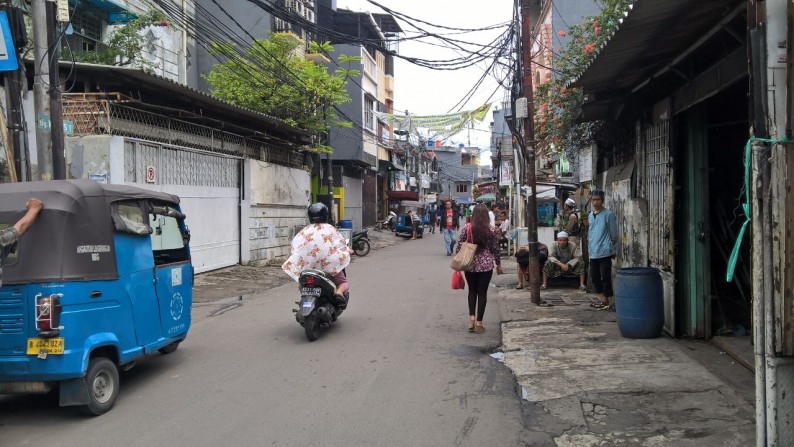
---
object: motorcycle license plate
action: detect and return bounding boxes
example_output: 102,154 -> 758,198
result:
26,337 -> 65,355
300,287 -> 321,297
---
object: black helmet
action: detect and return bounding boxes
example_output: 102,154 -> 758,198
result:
308,202 -> 329,224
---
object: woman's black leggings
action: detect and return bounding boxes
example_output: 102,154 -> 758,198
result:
464,270 -> 493,321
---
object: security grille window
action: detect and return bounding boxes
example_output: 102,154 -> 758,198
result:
364,99 -> 374,131
645,120 -> 672,269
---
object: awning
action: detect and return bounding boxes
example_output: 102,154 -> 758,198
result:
378,159 -> 403,172
571,0 -> 744,121
476,193 -> 496,202
387,191 -> 419,200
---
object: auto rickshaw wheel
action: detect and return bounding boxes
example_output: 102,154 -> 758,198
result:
158,341 -> 180,355
80,357 -> 119,416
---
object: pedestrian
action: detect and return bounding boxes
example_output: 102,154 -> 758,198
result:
426,205 -> 437,234
408,209 -> 422,240
456,204 -> 503,333
587,189 -> 618,309
1,198 -> 44,285
488,204 -> 496,228
541,231 -> 586,291
559,197 -> 582,247
514,242 -> 549,292
441,200 -> 460,255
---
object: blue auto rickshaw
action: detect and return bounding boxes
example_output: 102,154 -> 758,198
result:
0,180 -> 192,415
393,200 -> 425,238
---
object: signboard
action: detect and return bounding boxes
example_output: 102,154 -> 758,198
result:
499,160 -> 512,186
36,114 -> 74,134
0,12 -> 18,72
145,166 -> 157,183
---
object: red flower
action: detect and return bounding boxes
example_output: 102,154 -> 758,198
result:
592,20 -> 599,27
594,27 -> 601,35
159,21 -> 168,27
558,30 -> 566,37
585,44 -> 595,53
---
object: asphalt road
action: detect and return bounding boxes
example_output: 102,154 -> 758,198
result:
1,232 -> 532,446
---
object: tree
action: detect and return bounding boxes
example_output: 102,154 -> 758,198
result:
70,10 -> 168,67
204,35 -> 360,153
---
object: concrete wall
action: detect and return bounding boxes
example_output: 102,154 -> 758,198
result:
552,0 -> 602,53
342,175 -> 363,229
243,160 -> 311,264
329,46 -> 364,161
194,0 -> 273,93
66,135 -> 117,183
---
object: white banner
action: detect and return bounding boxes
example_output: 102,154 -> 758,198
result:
499,160 -> 512,186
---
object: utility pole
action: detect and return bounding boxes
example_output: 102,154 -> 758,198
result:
47,0 -> 65,180
4,4 -> 27,181
520,0 -> 541,304
31,0 -> 52,180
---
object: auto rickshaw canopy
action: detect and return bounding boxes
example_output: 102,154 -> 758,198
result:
0,180 -> 180,284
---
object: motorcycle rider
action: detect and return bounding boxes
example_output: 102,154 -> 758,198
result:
282,203 -> 352,308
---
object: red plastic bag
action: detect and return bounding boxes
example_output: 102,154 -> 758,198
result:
451,270 -> 466,290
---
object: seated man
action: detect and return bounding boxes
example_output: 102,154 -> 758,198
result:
541,231 -> 586,291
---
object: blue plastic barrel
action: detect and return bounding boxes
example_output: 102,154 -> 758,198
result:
339,220 -> 353,229
614,267 -> 664,339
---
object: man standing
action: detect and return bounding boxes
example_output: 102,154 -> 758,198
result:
441,200 -> 460,256
1,198 -> 44,285
587,189 -> 618,309
560,197 -> 582,246
426,205 -> 437,234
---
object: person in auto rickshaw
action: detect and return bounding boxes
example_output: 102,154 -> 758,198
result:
0,198 -> 43,285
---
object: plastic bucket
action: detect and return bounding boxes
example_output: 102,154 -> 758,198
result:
615,267 -> 664,339
339,220 -> 353,229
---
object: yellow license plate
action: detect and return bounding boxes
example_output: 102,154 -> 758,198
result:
26,338 -> 64,355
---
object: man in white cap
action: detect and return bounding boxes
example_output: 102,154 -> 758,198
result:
541,231 -> 586,291
559,197 -> 582,246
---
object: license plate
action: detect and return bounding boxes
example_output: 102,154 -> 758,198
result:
300,287 -> 321,297
26,338 -> 65,355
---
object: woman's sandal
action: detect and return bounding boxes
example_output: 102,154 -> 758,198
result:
474,324 -> 485,334
540,284 -> 547,290
467,319 -> 475,332
515,285 -> 524,289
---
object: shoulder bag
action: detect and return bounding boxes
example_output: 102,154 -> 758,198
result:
450,224 -> 477,271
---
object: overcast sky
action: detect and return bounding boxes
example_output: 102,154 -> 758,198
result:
337,0 -> 515,164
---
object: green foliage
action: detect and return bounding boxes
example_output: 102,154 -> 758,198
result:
69,9 -> 168,67
204,34 -> 360,151
534,0 -> 633,156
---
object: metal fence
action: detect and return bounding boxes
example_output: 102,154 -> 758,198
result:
62,94 -> 304,169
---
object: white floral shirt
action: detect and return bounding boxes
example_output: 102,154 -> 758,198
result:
282,224 -> 352,281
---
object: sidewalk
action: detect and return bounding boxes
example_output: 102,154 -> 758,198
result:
493,258 -> 755,446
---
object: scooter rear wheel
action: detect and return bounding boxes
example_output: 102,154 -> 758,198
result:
304,314 -> 321,341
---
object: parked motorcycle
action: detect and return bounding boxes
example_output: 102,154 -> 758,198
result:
374,211 -> 397,232
293,269 -> 348,341
352,229 -> 371,256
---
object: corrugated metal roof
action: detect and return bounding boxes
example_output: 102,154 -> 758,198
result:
571,0 -> 741,101
55,61 -> 311,141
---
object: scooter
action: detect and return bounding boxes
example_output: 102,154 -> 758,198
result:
374,211 -> 397,232
352,229 -> 371,256
293,269 -> 348,341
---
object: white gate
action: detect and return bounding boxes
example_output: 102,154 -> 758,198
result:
124,139 -> 242,273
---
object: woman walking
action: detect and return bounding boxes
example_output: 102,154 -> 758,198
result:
455,204 -> 503,333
